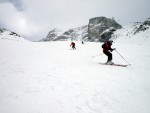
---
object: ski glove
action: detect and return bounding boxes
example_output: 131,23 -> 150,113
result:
110,48 -> 116,52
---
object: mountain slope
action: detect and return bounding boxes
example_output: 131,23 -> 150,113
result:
0,29 -> 29,42
40,25 -> 88,41
41,16 -> 122,42
0,23 -> 150,113
113,18 -> 150,45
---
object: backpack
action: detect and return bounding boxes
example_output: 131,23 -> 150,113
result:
102,43 -> 107,49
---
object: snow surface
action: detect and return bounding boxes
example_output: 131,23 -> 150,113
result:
0,27 -> 150,113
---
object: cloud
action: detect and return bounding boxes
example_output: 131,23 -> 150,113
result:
0,3 -> 41,40
0,0 -> 24,11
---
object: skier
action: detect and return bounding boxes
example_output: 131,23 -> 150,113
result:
102,40 -> 115,64
70,42 -> 76,49
81,41 -> 84,44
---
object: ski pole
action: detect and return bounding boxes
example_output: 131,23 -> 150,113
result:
115,49 -> 131,65
92,53 -> 103,58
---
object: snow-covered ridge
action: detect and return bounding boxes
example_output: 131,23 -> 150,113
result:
113,19 -> 150,45
40,25 -> 88,42
0,28 -> 28,42
134,18 -> 150,34
116,18 -> 150,37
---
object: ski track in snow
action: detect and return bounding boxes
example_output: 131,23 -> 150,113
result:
0,32 -> 150,113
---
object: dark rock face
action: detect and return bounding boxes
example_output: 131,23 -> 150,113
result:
88,17 -> 122,41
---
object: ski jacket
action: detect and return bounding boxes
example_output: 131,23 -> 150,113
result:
102,41 -> 113,52
70,42 -> 75,46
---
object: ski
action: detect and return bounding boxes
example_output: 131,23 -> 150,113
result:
112,64 -> 128,67
99,63 -> 128,67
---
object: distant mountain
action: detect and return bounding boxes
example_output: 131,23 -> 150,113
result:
133,18 -> 150,34
87,16 -> 122,41
41,25 -> 88,42
113,18 -> 150,39
40,16 -> 122,42
1,17 -> 149,43
112,17 -> 150,45
0,28 -> 28,42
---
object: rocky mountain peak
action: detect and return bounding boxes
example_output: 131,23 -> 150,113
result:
88,16 -> 122,41
40,16 -> 122,42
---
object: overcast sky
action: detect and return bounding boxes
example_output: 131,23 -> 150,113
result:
0,0 -> 150,41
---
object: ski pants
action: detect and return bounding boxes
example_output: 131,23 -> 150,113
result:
103,50 -> 112,62
72,45 -> 76,49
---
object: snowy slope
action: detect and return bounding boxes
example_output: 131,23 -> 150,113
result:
0,27 -> 150,113
0,29 -> 28,42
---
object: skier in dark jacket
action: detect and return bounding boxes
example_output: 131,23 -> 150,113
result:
102,40 -> 115,64
70,42 -> 76,49
81,41 -> 84,44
